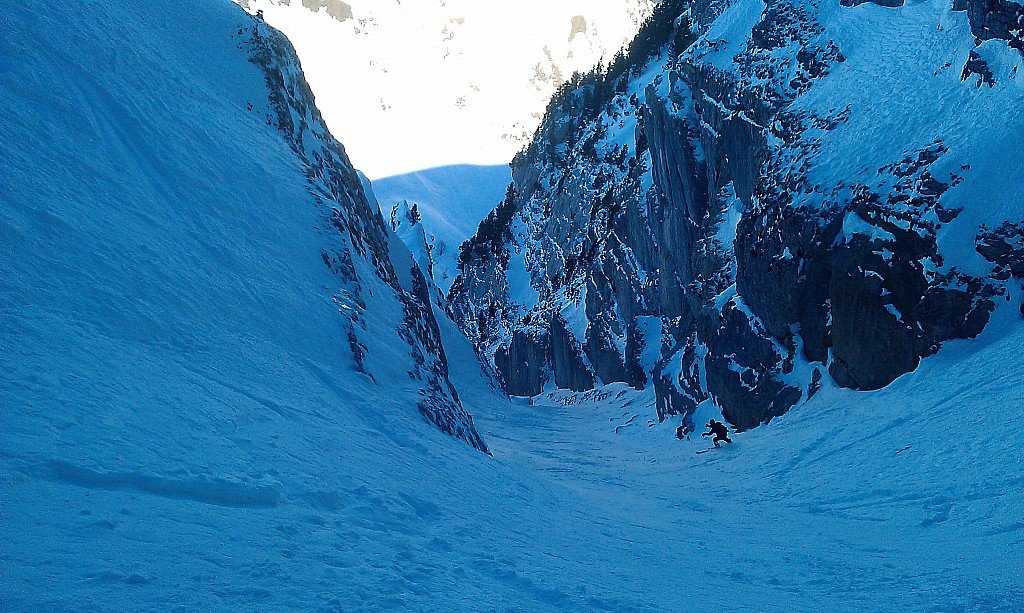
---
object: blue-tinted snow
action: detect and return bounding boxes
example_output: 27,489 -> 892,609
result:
2,0 -> 1023,611
371,164 -> 512,294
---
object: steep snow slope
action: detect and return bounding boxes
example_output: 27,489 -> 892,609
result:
1,0 -> 498,605
4,1 -> 1023,611
373,164 -> 512,294
238,0 -> 655,177
0,0 -> 486,452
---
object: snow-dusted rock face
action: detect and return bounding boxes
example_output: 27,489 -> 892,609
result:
450,0 -> 1023,430
967,0 -> 1024,45
239,15 -> 490,451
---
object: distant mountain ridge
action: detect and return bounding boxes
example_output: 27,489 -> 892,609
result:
372,164 -> 513,296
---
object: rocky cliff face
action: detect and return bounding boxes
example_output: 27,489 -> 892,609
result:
248,16 -> 488,452
450,0 -> 1023,432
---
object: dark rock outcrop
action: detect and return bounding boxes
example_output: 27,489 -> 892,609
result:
494,330 -> 549,397
978,222 -> 1024,278
827,244 -> 921,390
449,0 -> 1020,434
701,300 -> 802,430
551,316 -> 595,391
961,50 -> 996,86
967,0 -> 1024,50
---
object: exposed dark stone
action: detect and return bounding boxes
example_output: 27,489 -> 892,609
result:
918,286 -> 994,352
736,200 -> 844,365
807,368 -> 823,400
828,246 -> 919,390
790,43 -> 846,93
448,0 -> 1011,439
935,205 -> 964,224
967,0 -> 1024,47
585,315 -> 630,385
961,50 -> 996,86
494,330 -> 549,397
701,301 -> 800,430
977,222 -> 1024,277
653,335 -> 708,421
643,81 -> 709,320
623,320 -> 650,390
550,316 -> 595,391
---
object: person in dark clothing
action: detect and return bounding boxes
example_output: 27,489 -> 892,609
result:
676,423 -> 686,440
702,419 -> 732,447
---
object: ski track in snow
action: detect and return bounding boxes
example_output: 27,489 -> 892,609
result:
2,0 -> 1023,611
5,311 -> 1023,611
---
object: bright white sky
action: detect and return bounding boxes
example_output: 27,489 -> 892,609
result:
245,0 -> 652,178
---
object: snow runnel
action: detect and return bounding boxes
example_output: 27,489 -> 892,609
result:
30,461 -> 283,509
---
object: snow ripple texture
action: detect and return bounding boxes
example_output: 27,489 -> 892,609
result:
1,0 -> 1023,611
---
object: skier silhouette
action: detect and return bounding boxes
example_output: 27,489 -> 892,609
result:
702,419 -> 732,447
